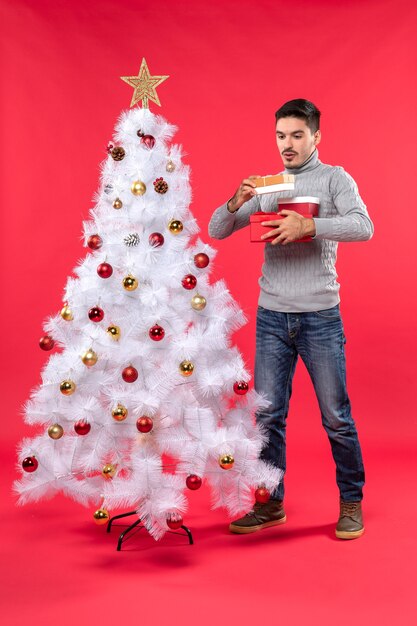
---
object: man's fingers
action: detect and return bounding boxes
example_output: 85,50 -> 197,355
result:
241,188 -> 257,199
261,219 -> 281,226
261,228 -> 281,240
271,233 -> 289,245
241,187 -> 257,199
242,178 -> 258,188
279,209 -> 298,217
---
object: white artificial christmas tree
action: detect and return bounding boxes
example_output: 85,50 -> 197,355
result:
15,60 -> 282,541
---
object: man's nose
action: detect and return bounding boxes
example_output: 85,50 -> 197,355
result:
283,139 -> 293,150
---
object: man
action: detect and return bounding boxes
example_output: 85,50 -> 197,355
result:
208,99 -> 373,539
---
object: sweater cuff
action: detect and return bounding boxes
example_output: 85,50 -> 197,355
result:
313,217 -> 334,239
222,202 -> 238,220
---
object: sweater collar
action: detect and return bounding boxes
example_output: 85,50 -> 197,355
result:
283,148 -> 320,174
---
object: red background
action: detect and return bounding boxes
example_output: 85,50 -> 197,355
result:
1,1 -> 416,624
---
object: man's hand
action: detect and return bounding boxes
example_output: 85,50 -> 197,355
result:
261,210 -> 316,245
227,176 -> 260,213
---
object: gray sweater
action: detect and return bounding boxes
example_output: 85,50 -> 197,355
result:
208,150 -> 374,312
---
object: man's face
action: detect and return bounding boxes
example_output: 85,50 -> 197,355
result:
276,116 -> 321,169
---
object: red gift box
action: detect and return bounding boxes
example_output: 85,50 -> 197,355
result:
250,196 -> 320,243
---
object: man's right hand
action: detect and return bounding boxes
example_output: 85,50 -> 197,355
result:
227,176 -> 259,213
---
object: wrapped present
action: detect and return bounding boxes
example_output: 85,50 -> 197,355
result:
253,174 -> 295,195
250,196 -> 320,243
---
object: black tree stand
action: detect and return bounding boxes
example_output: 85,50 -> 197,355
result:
107,510 -> 194,551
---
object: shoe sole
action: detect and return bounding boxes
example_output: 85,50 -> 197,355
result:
335,527 -> 365,540
229,515 -> 287,534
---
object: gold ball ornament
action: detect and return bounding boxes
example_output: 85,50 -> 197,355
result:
48,423 -> 64,440
166,160 -> 176,173
60,380 -> 76,395
112,404 -> 128,422
113,198 -> 123,209
179,360 -> 194,377
102,463 -> 117,479
168,219 -> 183,234
93,508 -> 110,525
60,304 -> 73,321
81,348 -> 98,367
131,180 -> 146,196
191,294 -> 207,311
107,325 -> 120,340
122,275 -> 138,291
219,454 -> 235,470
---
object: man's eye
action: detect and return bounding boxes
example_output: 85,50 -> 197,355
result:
294,135 -> 302,139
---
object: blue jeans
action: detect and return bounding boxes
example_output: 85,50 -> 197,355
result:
255,304 -> 365,502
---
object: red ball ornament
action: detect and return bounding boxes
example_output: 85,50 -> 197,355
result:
233,381 -> 249,395
149,324 -> 165,341
166,515 -> 183,530
136,416 -> 153,433
194,253 -> 210,269
74,420 -> 91,436
182,274 -> 197,290
22,456 -> 38,473
88,306 -> 104,322
149,232 -> 164,247
97,262 -> 113,279
141,134 -> 156,149
186,475 -> 202,490
87,234 -> 103,250
39,335 -> 55,351
255,487 -> 271,504
122,365 -> 138,383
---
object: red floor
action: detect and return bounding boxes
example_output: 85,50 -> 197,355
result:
2,438 -> 416,626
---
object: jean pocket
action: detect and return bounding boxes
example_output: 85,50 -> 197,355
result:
313,304 -> 340,319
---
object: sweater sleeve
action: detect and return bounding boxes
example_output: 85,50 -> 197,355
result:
208,195 -> 262,239
313,167 -> 374,242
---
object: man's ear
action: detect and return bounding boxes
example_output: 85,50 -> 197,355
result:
314,130 -> 321,146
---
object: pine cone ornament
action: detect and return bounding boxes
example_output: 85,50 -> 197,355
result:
124,233 -> 140,247
153,177 -> 169,194
111,146 -> 126,161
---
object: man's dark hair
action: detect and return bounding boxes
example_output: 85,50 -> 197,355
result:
275,99 -> 321,133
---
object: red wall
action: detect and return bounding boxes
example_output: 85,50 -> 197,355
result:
2,0 -> 416,448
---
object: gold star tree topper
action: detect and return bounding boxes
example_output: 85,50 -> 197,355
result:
120,58 -> 169,109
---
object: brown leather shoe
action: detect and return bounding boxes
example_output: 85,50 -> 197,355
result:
229,500 -> 287,534
335,500 -> 364,539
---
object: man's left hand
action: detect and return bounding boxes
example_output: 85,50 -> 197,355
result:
261,210 -> 316,245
